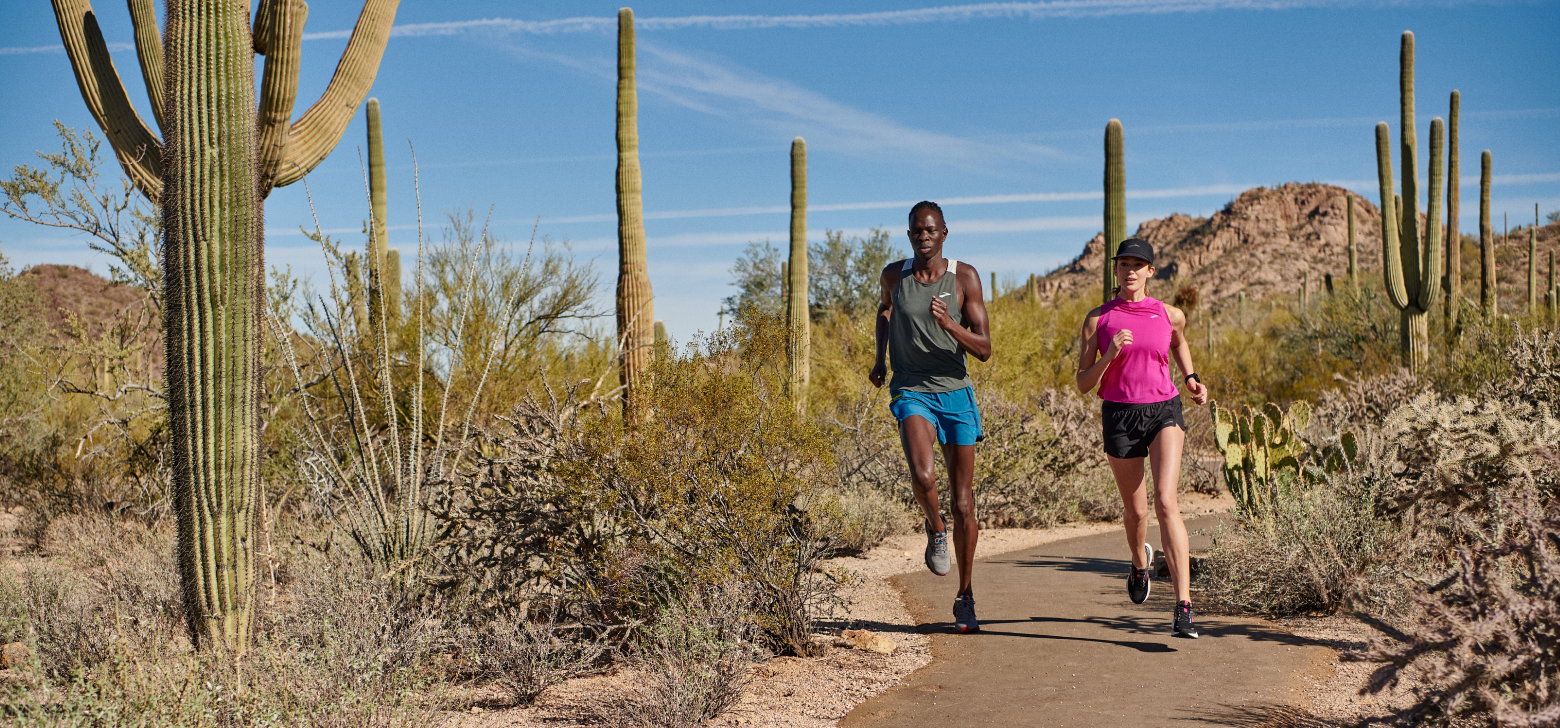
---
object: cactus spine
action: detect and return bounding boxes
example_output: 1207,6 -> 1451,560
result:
1373,31 -> 1443,372
161,0 -> 266,653
787,137 -> 810,410
1103,119 -> 1126,303
1346,192 -> 1358,292
1531,204 -> 1541,313
1445,90 -> 1461,324
1480,150 -> 1496,318
615,8 -> 654,416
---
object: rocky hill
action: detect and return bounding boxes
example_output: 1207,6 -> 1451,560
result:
1039,182 -> 1560,312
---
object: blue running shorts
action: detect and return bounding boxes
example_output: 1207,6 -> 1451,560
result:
889,386 -> 984,446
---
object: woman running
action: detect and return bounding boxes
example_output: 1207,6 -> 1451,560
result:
1075,238 -> 1208,639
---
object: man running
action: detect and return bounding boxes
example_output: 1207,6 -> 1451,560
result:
869,201 -> 992,633
1075,238 -> 1208,638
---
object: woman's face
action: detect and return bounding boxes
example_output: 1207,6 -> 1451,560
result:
1114,256 -> 1154,294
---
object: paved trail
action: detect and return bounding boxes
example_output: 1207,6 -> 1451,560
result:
840,517 -> 1329,727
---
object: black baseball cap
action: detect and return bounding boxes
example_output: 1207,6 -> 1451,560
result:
1112,237 -> 1155,263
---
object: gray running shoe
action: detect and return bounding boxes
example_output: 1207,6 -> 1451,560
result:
953,595 -> 979,633
924,518 -> 951,576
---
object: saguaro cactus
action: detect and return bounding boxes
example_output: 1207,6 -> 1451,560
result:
787,137 -> 810,410
1531,204 -> 1541,313
1481,150 -> 1496,318
1346,192 -> 1358,292
615,8 -> 654,416
1374,31 -> 1443,372
345,251 -> 368,331
50,0 -> 399,652
1444,90 -> 1461,324
1103,119 -> 1126,303
365,98 -> 400,333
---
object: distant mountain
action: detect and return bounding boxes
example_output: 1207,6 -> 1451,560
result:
1037,182 -> 1560,314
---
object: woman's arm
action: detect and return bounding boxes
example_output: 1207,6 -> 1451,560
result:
1075,308 -> 1126,394
1166,305 -> 1208,405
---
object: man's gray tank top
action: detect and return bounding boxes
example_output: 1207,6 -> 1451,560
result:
889,258 -> 972,393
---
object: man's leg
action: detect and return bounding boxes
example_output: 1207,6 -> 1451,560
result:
1107,454 -> 1151,568
1148,427 -> 1192,603
942,443 -> 978,597
899,415 -> 945,533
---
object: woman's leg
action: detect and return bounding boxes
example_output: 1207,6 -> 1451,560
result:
1106,454 -> 1151,569
1148,425 -> 1192,603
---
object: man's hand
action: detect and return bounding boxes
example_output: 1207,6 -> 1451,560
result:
1186,377 -> 1209,406
1105,328 -> 1133,359
930,294 -> 955,330
869,361 -> 887,388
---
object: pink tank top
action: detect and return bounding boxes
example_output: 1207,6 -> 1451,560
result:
1095,297 -> 1180,404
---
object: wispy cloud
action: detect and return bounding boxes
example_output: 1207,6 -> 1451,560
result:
0,42 -> 131,55
298,0 -> 1496,42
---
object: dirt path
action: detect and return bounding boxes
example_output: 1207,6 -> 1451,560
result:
840,516 -> 1330,727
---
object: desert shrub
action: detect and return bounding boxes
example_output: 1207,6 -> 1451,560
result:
1350,487 -> 1559,727
1309,368 -> 1422,439
616,583 -> 761,728
812,484 -> 911,555
452,599 -> 611,706
1199,468 -> 1416,618
976,388 -> 1121,527
434,315 -> 840,656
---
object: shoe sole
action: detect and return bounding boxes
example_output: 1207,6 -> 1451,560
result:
956,626 -> 979,633
1172,631 -> 1199,639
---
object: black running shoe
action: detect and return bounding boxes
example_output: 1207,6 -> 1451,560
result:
1127,542 -> 1152,604
1172,600 -> 1199,639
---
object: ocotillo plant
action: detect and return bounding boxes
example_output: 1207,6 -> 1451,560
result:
1550,250 -> 1557,326
1481,150 -> 1496,318
1531,204 -> 1541,313
616,8 -> 654,417
1103,119 -> 1126,303
788,137 -> 810,410
1373,31 -> 1443,372
1445,90 -> 1461,324
50,0 -> 400,652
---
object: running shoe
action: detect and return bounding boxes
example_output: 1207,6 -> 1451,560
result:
1172,600 -> 1199,639
1127,542 -> 1152,604
953,595 -> 979,633
924,518 -> 951,576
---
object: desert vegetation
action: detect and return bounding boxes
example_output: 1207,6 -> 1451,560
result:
0,7 -> 1555,728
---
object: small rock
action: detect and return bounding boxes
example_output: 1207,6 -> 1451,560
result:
0,642 -> 29,670
838,629 -> 895,655
0,512 -> 20,534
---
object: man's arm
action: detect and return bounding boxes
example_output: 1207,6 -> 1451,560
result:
868,263 -> 897,387
930,264 -> 992,361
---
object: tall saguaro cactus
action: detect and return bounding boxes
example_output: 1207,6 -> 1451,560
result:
1346,192 -> 1358,292
365,98 -> 400,333
1103,119 -> 1126,303
1481,150 -> 1496,318
50,0 -> 399,652
615,8 -> 654,416
1531,204 -> 1542,313
1374,31 -> 1443,372
787,137 -> 810,410
1444,90 -> 1461,324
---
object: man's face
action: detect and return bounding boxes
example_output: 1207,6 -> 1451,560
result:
908,210 -> 948,259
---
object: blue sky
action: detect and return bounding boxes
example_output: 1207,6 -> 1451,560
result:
2,0 -> 1557,340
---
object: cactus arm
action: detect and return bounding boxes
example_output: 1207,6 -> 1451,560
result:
1532,205 -> 1541,312
1480,150 -> 1495,317
271,0 -> 400,189
125,0 -> 166,135
1397,32 -> 1421,299
1103,119 -> 1126,304
256,0 -> 307,197
1376,123 -> 1411,310
50,0 -> 164,201
1347,192 -> 1358,290
1420,117 -> 1444,311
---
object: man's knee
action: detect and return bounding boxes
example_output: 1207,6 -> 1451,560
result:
910,465 -> 938,488
949,490 -> 976,518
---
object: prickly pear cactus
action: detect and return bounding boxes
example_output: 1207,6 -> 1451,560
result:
1213,400 -> 1352,514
